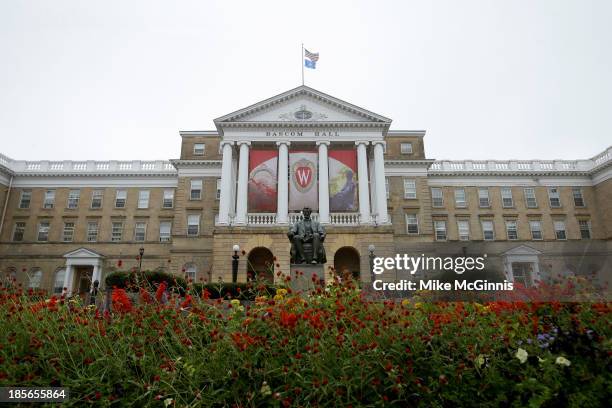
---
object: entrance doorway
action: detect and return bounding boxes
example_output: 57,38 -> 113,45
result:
333,247 -> 360,281
74,266 -> 93,299
247,247 -> 274,283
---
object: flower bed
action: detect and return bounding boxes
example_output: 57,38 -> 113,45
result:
0,281 -> 610,407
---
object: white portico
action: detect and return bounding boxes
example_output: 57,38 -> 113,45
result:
62,248 -> 104,296
213,85 -> 392,226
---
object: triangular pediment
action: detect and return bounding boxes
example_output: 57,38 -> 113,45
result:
63,247 -> 104,259
502,245 -> 542,256
214,85 -> 391,126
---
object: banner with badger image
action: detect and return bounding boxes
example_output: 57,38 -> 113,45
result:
248,150 -> 278,212
289,151 -> 318,211
329,149 -> 358,212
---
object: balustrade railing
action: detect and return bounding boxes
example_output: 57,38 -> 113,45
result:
243,212 -> 361,226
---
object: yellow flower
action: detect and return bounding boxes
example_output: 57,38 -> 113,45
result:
515,348 -> 528,364
414,302 -> 423,309
260,381 -> 272,396
401,299 -> 410,307
475,354 -> 485,368
230,299 -> 240,307
555,356 -> 571,367
273,294 -> 284,301
276,288 -> 288,296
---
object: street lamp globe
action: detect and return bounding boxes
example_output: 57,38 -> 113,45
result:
368,244 -> 375,254
232,244 -> 240,253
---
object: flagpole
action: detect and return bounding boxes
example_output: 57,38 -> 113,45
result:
301,43 -> 304,85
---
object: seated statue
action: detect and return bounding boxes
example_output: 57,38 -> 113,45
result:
288,207 -> 327,264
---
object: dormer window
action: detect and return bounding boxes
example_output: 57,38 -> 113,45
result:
400,143 -> 413,154
193,143 -> 205,156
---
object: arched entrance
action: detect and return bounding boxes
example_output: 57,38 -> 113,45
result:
334,246 -> 360,281
247,247 -> 274,283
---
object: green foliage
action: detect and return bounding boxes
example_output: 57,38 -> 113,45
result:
190,282 -> 277,300
105,270 -> 187,293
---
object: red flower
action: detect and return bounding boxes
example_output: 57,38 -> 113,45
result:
140,288 -> 152,303
280,311 -> 299,329
117,260 -> 123,268
180,295 -> 193,309
155,281 -> 167,302
111,288 -> 132,313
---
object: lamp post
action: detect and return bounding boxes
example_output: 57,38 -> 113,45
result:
138,247 -> 144,274
232,244 -> 240,283
368,244 -> 375,286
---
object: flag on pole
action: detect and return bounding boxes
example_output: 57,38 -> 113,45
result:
304,48 -> 319,69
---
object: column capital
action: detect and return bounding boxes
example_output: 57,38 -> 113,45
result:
276,140 -> 291,147
372,140 -> 387,148
315,140 -> 331,146
236,140 -> 252,146
220,140 -> 235,147
355,141 -> 370,146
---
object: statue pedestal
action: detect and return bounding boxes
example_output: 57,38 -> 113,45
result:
290,264 -> 325,293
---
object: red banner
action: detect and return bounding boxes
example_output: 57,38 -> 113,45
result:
289,150 -> 318,211
248,150 -> 278,212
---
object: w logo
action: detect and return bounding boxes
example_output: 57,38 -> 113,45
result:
292,159 -> 316,192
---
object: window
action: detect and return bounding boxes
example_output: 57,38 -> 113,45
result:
512,263 -> 533,287
67,190 -> 80,209
115,190 -> 127,208
91,190 -> 103,209
400,142 -> 413,154
579,220 -> 591,239
19,191 -> 31,209
28,269 -> 42,289
190,180 -> 202,200
37,221 -> 50,242
454,188 -> 467,208
431,188 -> 444,207
53,269 -> 65,294
554,220 -> 566,240
572,188 -> 585,207
43,190 -> 55,209
434,220 -> 447,241
111,222 -> 123,242
138,190 -> 150,209
184,264 -> 197,281
87,222 -> 99,242
134,222 -> 147,242
405,214 -> 419,234
529,221 -> 543,240
505,220 -> 518,240
163,189 -> 174,208
385,177 -> 390,199
403,179 -> 417,199
62,222 -> 75,242
187,215 -> 200,236
548,187 -> 561,208
501,187 -> 513,208
478,188 -> 490,208
12,222 -> 25,242
193,143 -> 205,156
524,188 -> 538,208
216,179 -> 222,200
159,221 -> 172,242
457,220 -> 470,241
481,220 -> 495,241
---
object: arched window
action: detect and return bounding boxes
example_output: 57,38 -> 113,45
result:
53,269 -> 66,294
3,267 -> 17,287
184,264 -> 197,282
28,268 -> 43,289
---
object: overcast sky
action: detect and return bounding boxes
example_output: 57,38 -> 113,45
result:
1,0 -> 610,162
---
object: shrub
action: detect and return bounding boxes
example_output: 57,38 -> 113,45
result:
190,282 -> 277,300
105,270 -> 187,293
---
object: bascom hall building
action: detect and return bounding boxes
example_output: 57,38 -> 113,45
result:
0,85 -> 610,296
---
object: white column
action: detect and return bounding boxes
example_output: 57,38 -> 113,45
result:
373,141 -> 389,224
276,141 -> 290,224
355,141 -> 371,224
218,141 -> 234,225
317,141 -> 330,224
235,141 -> 251,225
63,264 -> 74,296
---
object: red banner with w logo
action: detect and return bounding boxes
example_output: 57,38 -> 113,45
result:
289,151 -> 318,211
